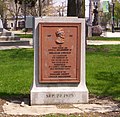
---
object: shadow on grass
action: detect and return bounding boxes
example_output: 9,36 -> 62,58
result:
86,45 -> 120,57
95,71 -> 120,99
86,45 -> 110,53
0,92 -> 29,99
0,92 -> 30,105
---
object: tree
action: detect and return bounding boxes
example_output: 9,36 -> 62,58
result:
67,0 -> 85,18
67,0 -> 76,16
114,1 -> 120,27
100,12 -> 111,29
16,0 -> 37,7
15,0 -> 37,16
0,0 -> 4,18
14,0 -> 21,30
0,0 -> 8,27
77,0 -> 85,18
11,0 -> 38,30
38,0 -> 58,16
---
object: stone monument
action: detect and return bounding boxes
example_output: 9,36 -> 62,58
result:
30,17 -> 88,105
0,19 -> 30,46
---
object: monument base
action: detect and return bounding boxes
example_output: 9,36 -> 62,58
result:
30,85 -> 88,105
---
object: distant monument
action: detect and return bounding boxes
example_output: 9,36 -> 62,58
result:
0,19 -> 17,37
0,19 -> 14,37
0,19 -> 21,45
0,19 -> 30,46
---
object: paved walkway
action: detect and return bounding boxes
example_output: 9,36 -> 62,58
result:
0,31 -> 120,50
101,31 -> 120,37
0,38 -> 33,50
2,97 -> 120,115
87,40 -> 120,45
0,39 -> 120,50
0,46 -> 33,50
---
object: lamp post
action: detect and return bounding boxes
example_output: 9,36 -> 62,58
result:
112,0 -> 115,33
23,0 -> 26,33
1,0 -> 4,27
88,0 -> 92,37
15,0 -> 18,30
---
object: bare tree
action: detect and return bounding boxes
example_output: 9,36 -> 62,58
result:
0,0 -> 9,28
67,0 -> 85,18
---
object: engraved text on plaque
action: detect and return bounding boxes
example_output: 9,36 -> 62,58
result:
39,23 -> 81,83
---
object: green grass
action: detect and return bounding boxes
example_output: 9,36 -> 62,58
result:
86,45 -> 120,100
15,34 -> 33,38
87,36 -> 120,41
0,49 -> 34,98
0,45 -> 120,101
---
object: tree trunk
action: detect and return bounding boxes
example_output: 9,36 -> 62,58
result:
77,0 -> 82,18
67,0 -> 84,18
14,2 -> 18,30
67,0 -> 77,16
38,0 -> 42,16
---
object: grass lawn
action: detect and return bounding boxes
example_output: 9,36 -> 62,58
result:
86,45 -> 120,100
0,45 -> 120,101
15,34 -> 33,38
87,36 -> 120,41
0,49 -> 34,98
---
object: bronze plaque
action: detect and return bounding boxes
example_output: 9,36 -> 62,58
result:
39,23 -> 81,83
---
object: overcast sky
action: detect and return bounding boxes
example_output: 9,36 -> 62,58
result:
53,0 -> 89,17
53,0 -> 109,18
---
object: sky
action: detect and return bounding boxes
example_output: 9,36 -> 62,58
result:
85,0 -> 89,18
53,0 -> 89,17
53,0 -> 67,6
85,0 -> 112,18
53,0 -> 112,18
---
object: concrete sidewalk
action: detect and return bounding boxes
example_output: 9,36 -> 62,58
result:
87,40 -> 120,45
2,97 -> 120,115
0,46 -> 33,50
101,31 -> 120,37
0,38 -> 33,50
0,39 -> 120,50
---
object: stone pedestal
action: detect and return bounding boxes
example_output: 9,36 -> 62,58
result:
0,19 -> 23,45
31,86 -> 88,105
30,17 -> 88,105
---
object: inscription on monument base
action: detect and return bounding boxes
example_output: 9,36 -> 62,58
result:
46,93 -> 74,98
